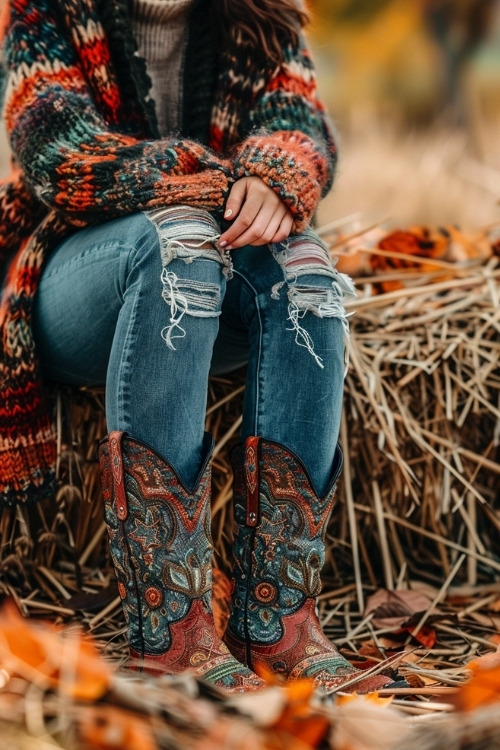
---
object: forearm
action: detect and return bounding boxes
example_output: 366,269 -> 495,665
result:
231,44 -> 337,232
6,89 -> 232,223
1,1 -> 231,224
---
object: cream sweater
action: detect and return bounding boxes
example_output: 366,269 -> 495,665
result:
131,0 -> 195,135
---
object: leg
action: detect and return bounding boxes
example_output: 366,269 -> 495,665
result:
221,232 -> 396,692
34,208 -> 226,488
34,208 -> 264,691
216,229 -> 352,496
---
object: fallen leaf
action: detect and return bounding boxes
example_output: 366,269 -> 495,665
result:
239,667 -> 330,748
456,662 -> 500,712
0,600 -> 112,701
404,623 -> 437,649
364,589 -> 433,630
466,647 -> 500,674
271,677 -> 330,749
337,692 -> 394,708
78,704 -> 157,750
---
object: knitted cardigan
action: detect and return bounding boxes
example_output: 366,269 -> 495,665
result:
0,0 -> 337,508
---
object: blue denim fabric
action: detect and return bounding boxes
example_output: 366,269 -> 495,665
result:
33,210 -> 351,496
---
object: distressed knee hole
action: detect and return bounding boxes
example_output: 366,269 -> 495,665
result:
142,206 -> 228,350
160,270 -> 221,349
145,205 -> 233,278
270,233 -> 356,369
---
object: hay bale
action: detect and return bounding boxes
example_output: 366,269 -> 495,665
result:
0,259 -> 498,619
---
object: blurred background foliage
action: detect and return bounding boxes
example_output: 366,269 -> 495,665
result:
307,0 -> 500,228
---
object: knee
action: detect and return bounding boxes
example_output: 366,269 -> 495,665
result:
270,231 -> 356,369
267,232 -> 354,323
144,207 -> 230,349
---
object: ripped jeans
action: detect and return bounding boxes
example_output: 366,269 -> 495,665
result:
33,208 -> 354,496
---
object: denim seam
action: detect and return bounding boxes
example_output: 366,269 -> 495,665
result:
232,269 -> 264,438
114,280 -> 143,437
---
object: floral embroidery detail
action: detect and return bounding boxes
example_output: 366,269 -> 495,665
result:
225,438 -> 395,694
145,586 -> 163,609
99,432 -> 265,693
254,582 -> 277,604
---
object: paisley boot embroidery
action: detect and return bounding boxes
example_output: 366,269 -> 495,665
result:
225,437 -> 395,694
99,431 -> 264,693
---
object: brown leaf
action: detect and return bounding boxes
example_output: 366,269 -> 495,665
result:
364,589 -> 433,630
66,582 -> 119,613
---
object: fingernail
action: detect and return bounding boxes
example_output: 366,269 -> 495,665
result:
219,240 -> 227,247
224,208 -> 233,218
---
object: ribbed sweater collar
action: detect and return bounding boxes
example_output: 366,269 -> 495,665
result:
131,0 -> 195,23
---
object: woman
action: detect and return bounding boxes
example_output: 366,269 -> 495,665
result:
0,0 -> 395,694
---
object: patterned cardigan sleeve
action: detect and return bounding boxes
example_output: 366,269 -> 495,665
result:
0,0 -> 232,225
230,36 -> 338,232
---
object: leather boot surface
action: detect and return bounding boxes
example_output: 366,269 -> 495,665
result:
225,436 -> 394,694
99,431 -> 264,693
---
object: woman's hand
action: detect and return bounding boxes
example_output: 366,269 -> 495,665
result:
219,176 -> 293,249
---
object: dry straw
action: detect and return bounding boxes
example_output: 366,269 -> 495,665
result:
0,228 -> 498,746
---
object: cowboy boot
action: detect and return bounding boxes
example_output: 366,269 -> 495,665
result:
224,436 -> 396,694
98,430 -> 264,693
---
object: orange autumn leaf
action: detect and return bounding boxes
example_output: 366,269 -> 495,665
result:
337,692 -> 394,708
378,227 -> 448,260
369,227 -> 450,292
457,662 -> 500,712
444,225 -> 493,262
78,704 -> 157,750
366,223 -> 494,293
466,647 -> 500,674
0,600 -> 111,701
0,601 -> 57,686
257,670 -> 330,748
272,679 -> 330,750
58,634 -> 113,701
334,247 -> 373,277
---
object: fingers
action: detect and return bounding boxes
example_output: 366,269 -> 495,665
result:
222,178 -> 248,224
219,177 -> 293,249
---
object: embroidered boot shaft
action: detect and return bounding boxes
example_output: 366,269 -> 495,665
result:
98,430 -> 264,693
224,436 -> 394,694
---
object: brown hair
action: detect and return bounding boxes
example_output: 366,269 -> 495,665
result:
215,0 -> 309,66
